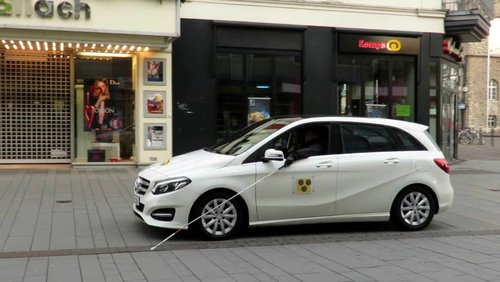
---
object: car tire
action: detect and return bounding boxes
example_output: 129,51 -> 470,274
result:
190,191 -> 245,240
391,186 -> 435,231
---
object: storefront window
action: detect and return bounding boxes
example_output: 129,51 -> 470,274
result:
74,57 -> 135,163
216,51 -> 302,141
338,55 -> 415,120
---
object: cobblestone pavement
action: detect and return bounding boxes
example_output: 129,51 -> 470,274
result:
1,145 -> 500,281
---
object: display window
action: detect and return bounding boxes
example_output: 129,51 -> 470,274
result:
215,51 -> 302,141
74,56 -> 136,163
337,55 -> 416,122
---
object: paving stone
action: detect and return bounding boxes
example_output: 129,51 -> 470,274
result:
79,255 -> 106,281
2,235 -> 32,252
0,258 -> 27,281
173,250 -> 231,280
47,256 -> 80,282
133,251 -> 181,281
24,257 -> 48,280
229,248 -> 288,277
353,265 -> 416,282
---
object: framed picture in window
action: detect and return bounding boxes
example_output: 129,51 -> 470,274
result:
144,123 -> 166,150
144,58 -> 166,86
143,90 -> 166,118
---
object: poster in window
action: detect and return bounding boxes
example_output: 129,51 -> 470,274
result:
144,123 -> 166,150
83,78 -> 126,133
366,104 -> 387,118
248,97 -> 270,124
144,58 -> 166,86
144,91 -> 166,118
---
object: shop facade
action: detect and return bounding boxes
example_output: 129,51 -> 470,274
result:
172,0 -> 460,158
0,0 -> 179,165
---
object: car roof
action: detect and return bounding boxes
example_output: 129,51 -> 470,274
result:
269,116 -> 429,132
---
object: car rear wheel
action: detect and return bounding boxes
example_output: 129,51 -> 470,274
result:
391,187 -> 435,231
190,192 -> 244,240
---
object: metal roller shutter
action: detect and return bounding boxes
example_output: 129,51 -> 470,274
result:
0,50 -> 71,163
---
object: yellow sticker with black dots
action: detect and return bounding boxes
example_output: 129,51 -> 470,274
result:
294,178 -> 313,194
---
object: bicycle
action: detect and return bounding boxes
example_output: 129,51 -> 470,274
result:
458,128 -> 481,145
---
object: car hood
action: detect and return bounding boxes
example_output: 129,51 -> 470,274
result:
139,149 -> 236,182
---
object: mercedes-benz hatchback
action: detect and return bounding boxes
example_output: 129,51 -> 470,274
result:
133,117 -> 454,240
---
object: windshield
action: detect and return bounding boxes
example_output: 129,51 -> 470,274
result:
206,118 -> 301,155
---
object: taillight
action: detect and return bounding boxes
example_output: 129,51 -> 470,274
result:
434,158 -> 449,174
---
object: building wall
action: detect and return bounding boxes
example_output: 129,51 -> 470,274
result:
180,0 -> 445,33
462,0 -> 500,130
464,55 -> 486,128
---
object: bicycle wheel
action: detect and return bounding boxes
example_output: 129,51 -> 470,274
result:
458,133 -> 472,144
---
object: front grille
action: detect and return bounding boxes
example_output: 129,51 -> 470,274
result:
134,177 -> 150,195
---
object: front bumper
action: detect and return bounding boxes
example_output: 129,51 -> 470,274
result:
132,189 -> 195,230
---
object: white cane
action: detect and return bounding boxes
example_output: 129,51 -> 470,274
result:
150,164 -> 285,251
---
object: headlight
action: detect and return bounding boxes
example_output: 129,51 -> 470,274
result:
152,177 -> 191,195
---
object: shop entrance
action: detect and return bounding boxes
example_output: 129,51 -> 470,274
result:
74,56 -> 135,164
338,55 -> 416,121
0,50 -> 71,163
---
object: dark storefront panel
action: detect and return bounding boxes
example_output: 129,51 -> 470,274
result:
172,19 -> 447,157
303,27 -> 336,115
172,20 -> 216,156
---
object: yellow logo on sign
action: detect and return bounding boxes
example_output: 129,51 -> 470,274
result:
386,39 -> 401,52
295,178 -> 313,193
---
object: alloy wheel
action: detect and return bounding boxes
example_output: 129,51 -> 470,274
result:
200,198 -> 238,236
400,191 -> 431,226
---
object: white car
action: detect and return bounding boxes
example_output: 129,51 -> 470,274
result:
133,117 -> 454,240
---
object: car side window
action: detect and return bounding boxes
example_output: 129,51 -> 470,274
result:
391,128 -> 426,151
243,123 -> 331,164
341,123 -> 395,153
286,124 -> 329,159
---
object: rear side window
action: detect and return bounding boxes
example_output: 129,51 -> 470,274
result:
341,123 -> 427,153
391,128 -> 426,151
341,123 -> 395,153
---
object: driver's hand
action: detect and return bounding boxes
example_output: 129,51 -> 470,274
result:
284,154 -> 295,167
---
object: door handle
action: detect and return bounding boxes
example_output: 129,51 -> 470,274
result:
315,161 -> 334,168
384,158 -> 400,164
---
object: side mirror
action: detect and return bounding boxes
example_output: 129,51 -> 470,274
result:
262,148 -> 285,162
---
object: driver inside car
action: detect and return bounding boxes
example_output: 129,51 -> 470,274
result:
284,127 -> 327,167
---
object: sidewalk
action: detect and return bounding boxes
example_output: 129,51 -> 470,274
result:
1,152 -> 500,281
457,136 -> 500,161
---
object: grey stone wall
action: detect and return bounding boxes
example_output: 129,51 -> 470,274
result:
464,54 -> 500,129
461,0 -> 500,129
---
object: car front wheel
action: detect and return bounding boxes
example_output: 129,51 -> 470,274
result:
190,192 -> 245,240
391,187 -> 435,231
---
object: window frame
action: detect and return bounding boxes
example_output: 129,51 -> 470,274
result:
488,79 -> 498,101
243,122 -> 335,164
488,115 -> 497,128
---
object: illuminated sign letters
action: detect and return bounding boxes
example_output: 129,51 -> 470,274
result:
358,39 -> 402,52
0,0 -> 90,19
339,34 -> 419,55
